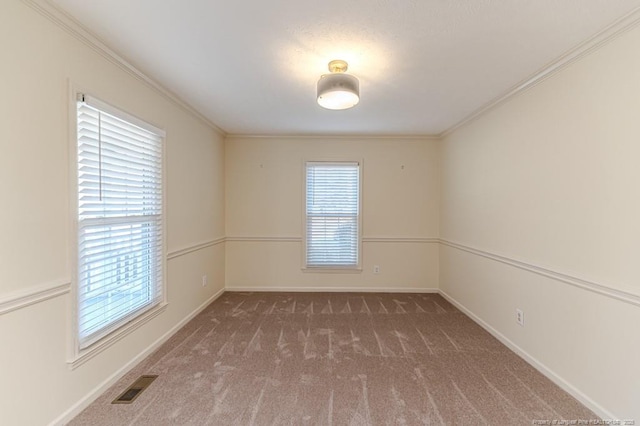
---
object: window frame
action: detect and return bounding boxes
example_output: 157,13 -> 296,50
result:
68,87 -> 167,368
302,159 -> 363,273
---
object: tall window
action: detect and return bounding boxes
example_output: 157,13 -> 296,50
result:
76,94 -> 164,349
305,162 -> 360,268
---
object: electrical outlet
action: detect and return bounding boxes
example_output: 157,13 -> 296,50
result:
373,265 -> 380,274
202,275 -> 208,287
516,308 -> 524,326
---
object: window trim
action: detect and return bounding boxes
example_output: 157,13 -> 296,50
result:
67,86 -> 167,368
301,159 -> 363,273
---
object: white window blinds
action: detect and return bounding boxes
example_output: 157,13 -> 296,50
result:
76,95 -> 164,349
306,162 -> 360,267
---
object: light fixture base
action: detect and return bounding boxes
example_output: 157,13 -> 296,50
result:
328,59 -> 348,73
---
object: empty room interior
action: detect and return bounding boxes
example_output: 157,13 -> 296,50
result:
2,0 -> 640,424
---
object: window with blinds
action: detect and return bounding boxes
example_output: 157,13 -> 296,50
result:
76,94 -> 164,349
305,162 -> 360,268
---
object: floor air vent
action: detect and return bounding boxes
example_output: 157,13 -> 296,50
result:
112,375 -> 158,404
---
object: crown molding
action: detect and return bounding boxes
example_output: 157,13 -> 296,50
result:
225,134 -> 441,141
440,5 -> 640,139
23,1 -> 640,141
22,0 -> 227,137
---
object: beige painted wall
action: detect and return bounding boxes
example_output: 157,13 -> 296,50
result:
440,24 -> 640,419
0,1 -> 225,424
225,137 -> 440,290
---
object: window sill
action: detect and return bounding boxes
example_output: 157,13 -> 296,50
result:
302,267 -> 363,274
68,302 -> 168,370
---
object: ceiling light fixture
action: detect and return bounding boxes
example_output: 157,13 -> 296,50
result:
317,60 -> 360,110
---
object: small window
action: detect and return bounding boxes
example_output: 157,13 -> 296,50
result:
305,161 -> 360,268
76,94 -> 164,349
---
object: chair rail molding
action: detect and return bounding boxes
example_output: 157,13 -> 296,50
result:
167,237 -> 226,260
226,236 -> 439,243
363,237 -> 439,243
440,239 -> 640,307
0,279 -> 71,315
225,236 -> 302,243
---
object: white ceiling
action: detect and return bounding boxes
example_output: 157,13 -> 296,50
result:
49,0 -> 640,136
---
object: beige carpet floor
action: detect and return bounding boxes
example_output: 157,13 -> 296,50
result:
69,292 -> 597,425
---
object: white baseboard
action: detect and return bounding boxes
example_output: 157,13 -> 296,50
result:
438,289 -> 614,421
51,287 -> 225,426
225,286 -> 439,293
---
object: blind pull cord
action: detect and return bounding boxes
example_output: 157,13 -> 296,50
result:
98,111 -> 103,202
